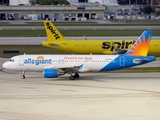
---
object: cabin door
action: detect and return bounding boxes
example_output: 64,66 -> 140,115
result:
120,57 -> 125,66
19,57 -> 24,66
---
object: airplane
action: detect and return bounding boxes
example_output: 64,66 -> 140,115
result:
42,20 -> 160,55
2,30 -> 155,80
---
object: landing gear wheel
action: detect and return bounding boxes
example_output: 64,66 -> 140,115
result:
69,76 -> 75,80
21,75 -> 25,79
74,73 -> 79,78
21,71 -> 26,79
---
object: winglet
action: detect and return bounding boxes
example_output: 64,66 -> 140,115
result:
44,20 -> 67,42
125,30 -> 153,56
84,35 -> 87,40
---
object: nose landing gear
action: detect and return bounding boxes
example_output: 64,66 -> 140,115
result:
21,71 -> 26,79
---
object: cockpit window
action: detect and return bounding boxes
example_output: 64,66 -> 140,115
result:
9,59 -> 14,62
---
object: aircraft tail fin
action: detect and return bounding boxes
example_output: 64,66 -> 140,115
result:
44,20 -> 67,42
125,30 -> 153,56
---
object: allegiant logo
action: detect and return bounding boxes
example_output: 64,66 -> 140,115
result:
46,22 -> 60,40
24,56 -> 52,65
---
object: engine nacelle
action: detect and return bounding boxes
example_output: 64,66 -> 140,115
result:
43,69 -> 59,78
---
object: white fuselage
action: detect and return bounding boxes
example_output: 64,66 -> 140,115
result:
3,54 -> 119,72
2,54 -> 156,79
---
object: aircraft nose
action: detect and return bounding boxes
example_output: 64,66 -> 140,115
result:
2,62 -> 9,69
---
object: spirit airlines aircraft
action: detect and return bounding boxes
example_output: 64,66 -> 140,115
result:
42,20 -> 160,55
3,30 -> 155,80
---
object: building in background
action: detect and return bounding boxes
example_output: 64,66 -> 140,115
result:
10,0 -> 29,5
68,0 -> 88,2
0,0 -> 9,5
78,0 -> 88,2
0,0 -> 29,5
1,0 -> 159,6
118,0 -> 160,5
68,0 -> 118,5
68,0 -> 160,5
89,0 -> 118,5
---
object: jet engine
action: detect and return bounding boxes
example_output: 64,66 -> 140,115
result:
43,69 -> 59,78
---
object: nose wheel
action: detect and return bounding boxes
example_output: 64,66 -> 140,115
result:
21,75 -> 25,79
21,71 -> 26,79
69,73 -> 79,80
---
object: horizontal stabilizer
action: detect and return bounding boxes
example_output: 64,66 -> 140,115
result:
133,57 -> 155,64
48,43 -> 60,47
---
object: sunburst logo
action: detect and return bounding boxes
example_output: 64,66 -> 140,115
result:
37,56 -> 44,60
126,35 -> 151,56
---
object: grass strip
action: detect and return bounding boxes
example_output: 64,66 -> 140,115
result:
0,45 -> 69,58
1,21 -> 160,26
0,30 -> 160,37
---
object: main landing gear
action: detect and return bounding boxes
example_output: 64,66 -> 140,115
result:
21,71 -> 26,79
69,73 -> 79,80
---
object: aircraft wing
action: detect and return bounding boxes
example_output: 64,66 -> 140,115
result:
44,64 -> 90,73
56,65 -> 82,72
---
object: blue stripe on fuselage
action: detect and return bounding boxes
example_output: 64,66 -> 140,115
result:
99,55 -> 155,72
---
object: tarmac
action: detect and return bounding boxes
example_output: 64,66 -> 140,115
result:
0,57 -> 160,120
0,71 -> 160,120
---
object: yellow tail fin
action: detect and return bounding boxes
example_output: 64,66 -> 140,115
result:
44,20 -> 67,42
